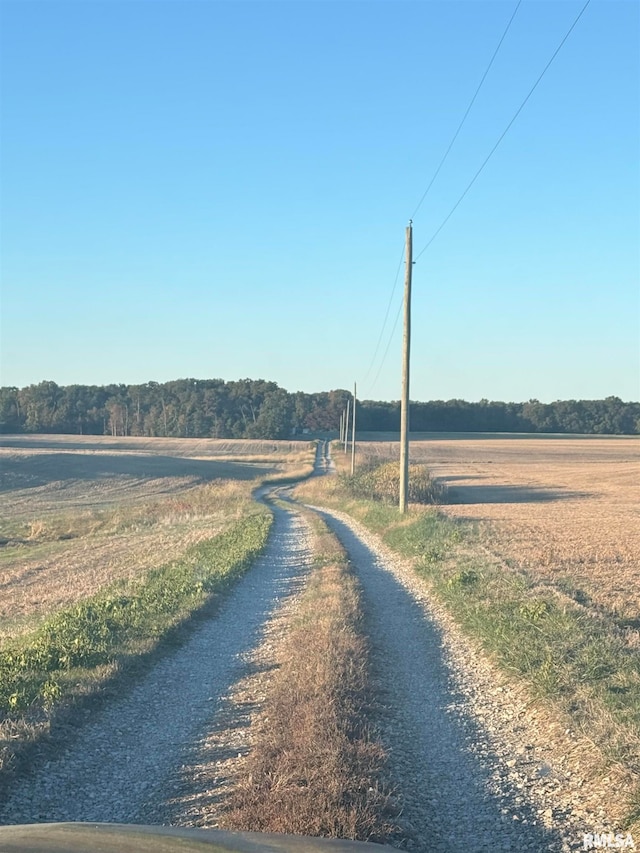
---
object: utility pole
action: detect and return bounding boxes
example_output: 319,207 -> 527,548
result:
339,412 -> 344,444
399,221 -> 413,514
344,398 -> 350,453
350,382 -> 357,475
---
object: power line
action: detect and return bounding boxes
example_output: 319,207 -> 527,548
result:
365,0 -> 591,397
415,0 -> 592,263
370,293 -> 404,392
361,243 -> 405,389
364,2 -> 522,396
410,0 -> 522,222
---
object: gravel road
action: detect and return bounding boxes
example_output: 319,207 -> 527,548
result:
0,505 -> 314,827
1,444 -> 609,851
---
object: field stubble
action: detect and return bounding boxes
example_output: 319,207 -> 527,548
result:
0,436 -> 313,640
0,435 -> 316,792
357,435 -> 640,624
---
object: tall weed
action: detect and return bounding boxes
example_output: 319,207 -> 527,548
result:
338,461 -> 442,505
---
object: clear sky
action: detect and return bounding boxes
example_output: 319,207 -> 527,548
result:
1,0 -> 638,403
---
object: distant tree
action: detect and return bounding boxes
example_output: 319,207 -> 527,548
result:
246,389 -> 293,439
1,379 -> 637,438
0,387 -> 23,433
18,381 -> 67,432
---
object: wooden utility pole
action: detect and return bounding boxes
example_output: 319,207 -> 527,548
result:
399,222 -> 413,514
350,382 -> 357,475
344,398 -> 350,453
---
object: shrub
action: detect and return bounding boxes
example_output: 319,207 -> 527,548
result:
338,461 -> 441,505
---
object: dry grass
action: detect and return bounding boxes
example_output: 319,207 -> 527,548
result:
0,436 -> 314,641
0,435 -> 314,520
356,435 -> 640,624
221,514 -> 394,842
0,481 -> 255,640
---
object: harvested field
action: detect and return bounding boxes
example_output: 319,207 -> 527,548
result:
0,435 -> 313,639
356,434 -> 640,623
0,435 -> 312,517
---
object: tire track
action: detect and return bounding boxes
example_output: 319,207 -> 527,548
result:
0,506 -> 314,826
1,440 -> 582,850
311,505 -> 572,852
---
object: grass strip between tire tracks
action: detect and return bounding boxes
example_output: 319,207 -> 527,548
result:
222,508 -> 396,843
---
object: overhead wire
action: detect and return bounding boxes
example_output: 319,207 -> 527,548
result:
410,0 -> 522,222
371,296 -> 404,391
361,244 -> 405,389
363,0 -> 592,395
414,0 -> 592,262
365,0 -> 523,393
364,2 -> 522,394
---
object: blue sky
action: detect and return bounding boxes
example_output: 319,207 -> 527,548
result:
1,0 -> 638,403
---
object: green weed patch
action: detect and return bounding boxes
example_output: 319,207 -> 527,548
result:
0,511 -> 272,715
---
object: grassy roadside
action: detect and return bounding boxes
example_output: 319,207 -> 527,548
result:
0,441 -> 317,626
221,508 -> 395,842
0,442 -> 318,802
0,505 -> 272,791
295,449 -> 640,832
0,511 -> 272,715
0,480 -> 265,643
260,459 -> 316,487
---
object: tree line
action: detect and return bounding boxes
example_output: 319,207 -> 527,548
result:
0,379 -> 638,437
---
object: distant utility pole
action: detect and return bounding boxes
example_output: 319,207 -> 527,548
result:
351,382 -> 357,475
339,412 -> 344,444
399,221 -> 413,514
344,398 -> 350,453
